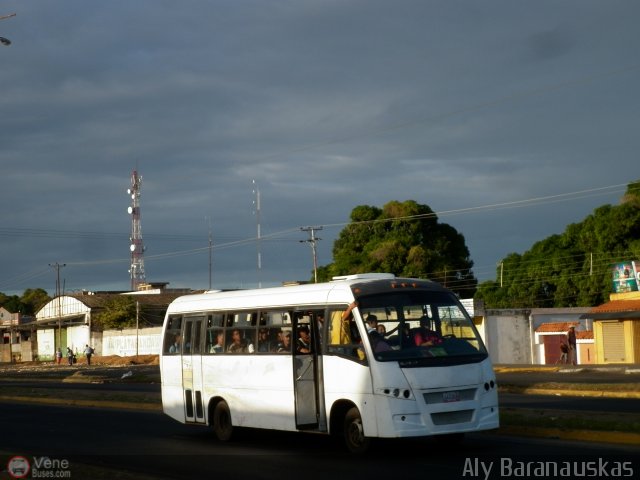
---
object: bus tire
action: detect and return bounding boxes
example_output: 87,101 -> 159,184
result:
343,407 -> 370,454
212,400 -> 233,442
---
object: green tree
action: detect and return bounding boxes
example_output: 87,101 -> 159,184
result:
93,296 -> 140,330
0,294 -> 22,314
0,289 -> 51,316
21,288 -> 51,316
317,200 -> 477,297
476,180 -> 640,308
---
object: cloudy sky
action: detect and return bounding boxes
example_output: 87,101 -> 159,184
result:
0,1 -> 638,296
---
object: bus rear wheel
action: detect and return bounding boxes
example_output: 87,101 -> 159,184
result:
212,400 -> 233,441
343,407 -> 370,454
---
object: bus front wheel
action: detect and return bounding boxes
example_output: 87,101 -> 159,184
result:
212,400 -> 233,441
343,407 -> 370,454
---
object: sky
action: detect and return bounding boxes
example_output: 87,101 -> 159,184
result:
0,1 -> 638,297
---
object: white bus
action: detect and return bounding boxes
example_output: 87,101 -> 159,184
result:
159,273 -> 498,452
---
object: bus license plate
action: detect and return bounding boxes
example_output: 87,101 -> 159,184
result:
442,391 -> 460,403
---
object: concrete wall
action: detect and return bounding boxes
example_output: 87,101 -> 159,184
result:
67,325 -> 90,354
102,327 -> 162,356
578,340 -> 595,365
36,329 -> 56,361
483,310 -> 532,364
36,325 -> 91,360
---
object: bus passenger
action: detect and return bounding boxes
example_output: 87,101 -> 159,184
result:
296,325 -> 312,354
413,317 -> 442,347
210,331 -> 224,353
258,328 -> 276,352
169,335 -> 181,354
366,315 -> 391,352
227,329 -> 252,354
277,331 -> 291,353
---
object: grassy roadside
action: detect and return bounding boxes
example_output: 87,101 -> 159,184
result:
0,385 -> 162,413
500,407 -> 640,434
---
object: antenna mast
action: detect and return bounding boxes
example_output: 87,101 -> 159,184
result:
127,170 -> 146,291
252,180 -> 262,288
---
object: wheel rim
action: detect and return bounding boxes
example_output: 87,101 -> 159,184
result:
346,418 -> 365,448
218,410 -> 229,432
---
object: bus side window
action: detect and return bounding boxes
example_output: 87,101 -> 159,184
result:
312,309 -> 325,352
163,316 -> 182,355
183,321 -> 193,355
205,314 -> 225,353
226,328 -> 255,354
192,319 -> 203,354
326,307 -> 366,362
207,329 -> 225,353
258,327 -> 279,353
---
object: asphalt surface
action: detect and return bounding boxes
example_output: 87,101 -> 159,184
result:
1,361 -> 639,445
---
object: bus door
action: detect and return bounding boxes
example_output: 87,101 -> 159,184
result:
181,316 -> 205,424
292,309 -> 325,430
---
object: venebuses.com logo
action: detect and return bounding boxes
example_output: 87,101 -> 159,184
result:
7,456 -> 30,479
7,455 -> 72,478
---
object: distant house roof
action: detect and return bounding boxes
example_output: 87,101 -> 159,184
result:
535,321 -> 580,333
32,292 -> 190,329
581,299 -> 640,320
576,330 -> 593,340
67,292 -> 185,308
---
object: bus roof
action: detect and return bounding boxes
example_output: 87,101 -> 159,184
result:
165,274 -> 446,314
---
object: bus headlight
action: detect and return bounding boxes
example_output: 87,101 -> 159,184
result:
379,388 -> 414,400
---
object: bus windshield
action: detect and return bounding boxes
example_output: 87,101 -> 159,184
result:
356,290 -> 487,365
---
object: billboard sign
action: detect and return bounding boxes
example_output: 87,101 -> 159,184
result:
611,261 -> 640,293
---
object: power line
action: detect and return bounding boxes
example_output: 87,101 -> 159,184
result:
0,182 -> 634,292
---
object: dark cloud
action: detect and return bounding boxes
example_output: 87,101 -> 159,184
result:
0,1 -> 637,295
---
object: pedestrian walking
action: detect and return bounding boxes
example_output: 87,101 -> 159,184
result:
55,348 -> 62,365
558,342 -> 569,364
84,344 -> 94,365
66,347 -> 74,366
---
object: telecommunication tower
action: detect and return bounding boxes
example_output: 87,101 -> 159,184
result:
127,170 -> 146,290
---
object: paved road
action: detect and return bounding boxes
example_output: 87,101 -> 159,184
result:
1,402 -> 638,480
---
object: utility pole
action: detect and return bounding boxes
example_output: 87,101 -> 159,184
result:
49,262 -> 66,349
300,226 -> 323,283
